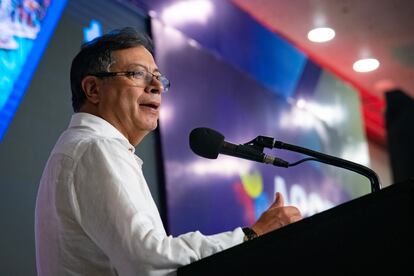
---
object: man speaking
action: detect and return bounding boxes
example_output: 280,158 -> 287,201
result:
35,27 -> 302,276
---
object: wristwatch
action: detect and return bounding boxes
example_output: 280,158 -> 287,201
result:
242,227 -> 258,241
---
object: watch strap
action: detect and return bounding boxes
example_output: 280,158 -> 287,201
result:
242,227 -> 258,241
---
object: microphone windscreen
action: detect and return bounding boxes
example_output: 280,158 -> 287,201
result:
189,127 -> 224,159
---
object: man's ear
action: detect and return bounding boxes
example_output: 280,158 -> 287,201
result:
81,76 -> 100,104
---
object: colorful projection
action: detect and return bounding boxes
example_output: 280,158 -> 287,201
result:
0,0 -> 67,141
153,2 -> 370,236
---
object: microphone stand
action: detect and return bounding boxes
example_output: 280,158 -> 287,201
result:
245,136 -> 381,193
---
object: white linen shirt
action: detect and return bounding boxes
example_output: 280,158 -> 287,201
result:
35,112 -> 244,276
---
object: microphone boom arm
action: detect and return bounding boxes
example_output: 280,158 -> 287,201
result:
248,136 -> 381,193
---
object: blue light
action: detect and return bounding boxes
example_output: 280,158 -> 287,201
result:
0,0 -> 68,142
83,20 -> 103,42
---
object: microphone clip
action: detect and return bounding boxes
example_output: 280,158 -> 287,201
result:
243,136 -> 289,168
244,136 -> 276,150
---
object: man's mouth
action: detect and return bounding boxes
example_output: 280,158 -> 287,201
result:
139,102 -> 160,110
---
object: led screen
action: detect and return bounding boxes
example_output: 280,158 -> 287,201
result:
154,20 -> 370,236
0,0 -> 67,141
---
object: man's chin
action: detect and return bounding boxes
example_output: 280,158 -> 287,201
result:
147,120 -> 158,131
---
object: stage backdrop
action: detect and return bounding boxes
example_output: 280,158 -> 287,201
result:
153,1 -> 370,236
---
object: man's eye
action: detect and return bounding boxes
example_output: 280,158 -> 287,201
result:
131,71 -> 146,78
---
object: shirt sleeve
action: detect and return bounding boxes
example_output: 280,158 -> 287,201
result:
71,138 -> 244,275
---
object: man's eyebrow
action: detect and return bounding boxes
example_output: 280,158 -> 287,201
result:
127,63 -> 160,73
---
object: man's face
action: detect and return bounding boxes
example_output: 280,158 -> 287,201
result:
96,46 -> 163,143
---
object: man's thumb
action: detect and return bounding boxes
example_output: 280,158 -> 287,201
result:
272,192 -> 284,208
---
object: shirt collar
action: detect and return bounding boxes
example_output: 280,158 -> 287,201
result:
68,112 -> 137,153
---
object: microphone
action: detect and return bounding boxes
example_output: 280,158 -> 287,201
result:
189,127 -> 381,193
189,127 -> 289,167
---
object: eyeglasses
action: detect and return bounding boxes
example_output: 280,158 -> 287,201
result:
91,70 -> 170,92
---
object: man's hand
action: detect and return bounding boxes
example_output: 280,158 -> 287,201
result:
251,192 -> 302,236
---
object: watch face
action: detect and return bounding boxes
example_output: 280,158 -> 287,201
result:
242,227 -> 257,241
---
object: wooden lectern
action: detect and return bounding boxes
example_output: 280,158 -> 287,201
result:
178,180 -> 414,275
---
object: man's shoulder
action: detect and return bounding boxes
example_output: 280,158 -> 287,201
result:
52,129 -> 124,161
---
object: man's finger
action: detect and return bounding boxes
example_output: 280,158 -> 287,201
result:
270,192 -> 284,208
